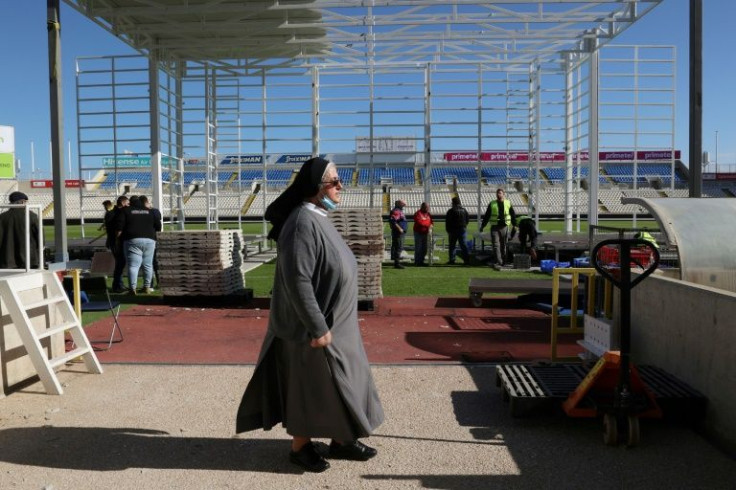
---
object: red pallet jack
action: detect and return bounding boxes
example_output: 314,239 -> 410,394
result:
562,238 -> 661,446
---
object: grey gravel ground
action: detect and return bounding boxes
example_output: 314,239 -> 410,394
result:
1,364 -> 734,490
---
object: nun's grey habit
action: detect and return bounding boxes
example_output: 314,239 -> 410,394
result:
236,157 -> 384,441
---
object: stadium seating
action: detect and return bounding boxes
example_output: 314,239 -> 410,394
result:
19,155 -> 719,221
358,167 -> 415,186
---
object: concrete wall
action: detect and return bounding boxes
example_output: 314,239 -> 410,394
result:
630,274 -> 736,455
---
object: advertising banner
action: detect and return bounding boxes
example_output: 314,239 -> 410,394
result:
443,150 -> 681,163
102,155 -> 177,167
275,154 -> 319,164
31,180 -> 53,188
0,125 -> 15,179
221,155 -> 263,164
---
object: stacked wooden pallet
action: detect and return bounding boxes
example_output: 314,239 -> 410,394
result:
156,230 -> 246,296
330,208 -> 384,301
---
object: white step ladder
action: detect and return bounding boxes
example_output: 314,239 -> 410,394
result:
0,271 -> 103,395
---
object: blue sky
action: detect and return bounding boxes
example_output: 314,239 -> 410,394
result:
1,0 -> 734,179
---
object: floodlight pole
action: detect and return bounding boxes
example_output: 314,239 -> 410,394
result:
689,0 -> 702,197
47,0 -> 69,263
715,130 -> 719,175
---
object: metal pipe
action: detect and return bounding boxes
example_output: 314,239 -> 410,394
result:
47,0 -> 68,263
689,0 -> 702,197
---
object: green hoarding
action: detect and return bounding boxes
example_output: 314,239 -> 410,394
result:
0,153 -> 15,179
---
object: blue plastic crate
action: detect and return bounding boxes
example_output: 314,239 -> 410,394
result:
573,257 -> 590,267
540,259 -> 556,273
556,261 -> 571,269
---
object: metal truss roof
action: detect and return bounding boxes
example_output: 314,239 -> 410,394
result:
63,0 -> 664,68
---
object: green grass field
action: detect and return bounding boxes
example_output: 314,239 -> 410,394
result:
70,215 -> 653,325
243,261 -> 546,298
44,221 -> 268,243
47,217 -> 655,243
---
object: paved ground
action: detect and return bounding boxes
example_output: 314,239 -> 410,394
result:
1,363 -> 734,489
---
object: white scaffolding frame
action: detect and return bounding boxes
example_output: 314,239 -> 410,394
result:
66,0 -> 673,231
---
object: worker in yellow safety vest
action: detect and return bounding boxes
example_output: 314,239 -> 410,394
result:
480,188 -> 517,269
634,230 -> 659,249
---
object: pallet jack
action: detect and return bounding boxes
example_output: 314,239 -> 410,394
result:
495,238 -> 707,446
562,238 -> 660,446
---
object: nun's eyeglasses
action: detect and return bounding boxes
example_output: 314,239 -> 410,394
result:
322,178 -> 343,187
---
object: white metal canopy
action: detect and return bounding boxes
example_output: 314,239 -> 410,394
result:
64,0 -> 672,235
63,0 -> 664,68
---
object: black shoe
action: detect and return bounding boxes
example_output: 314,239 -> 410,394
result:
328,440 -> 377,461
289,442 -> 330,473
447,261 -> 456,265
394,263 -> 405,269
112,287 -> 127,294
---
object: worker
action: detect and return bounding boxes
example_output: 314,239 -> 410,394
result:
512,215 -> 538,261
480,188 -> 516,270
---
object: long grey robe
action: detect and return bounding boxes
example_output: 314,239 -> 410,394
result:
236,203 -> 384,440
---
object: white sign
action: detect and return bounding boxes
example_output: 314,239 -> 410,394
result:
356,137 -> 416,153
0,125 -> 14,153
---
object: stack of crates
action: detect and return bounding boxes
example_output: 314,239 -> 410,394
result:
156,230 -> 246,296
330,208 -> 384,301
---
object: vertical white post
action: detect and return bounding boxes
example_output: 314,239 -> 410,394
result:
31,141 -> 35,178
588,46 -> 600,227
149,54 -> 163,212
564,53 -> 574,234
715,130 -> 719,174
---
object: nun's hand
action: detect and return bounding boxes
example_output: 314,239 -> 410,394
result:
310,331 -> 332,348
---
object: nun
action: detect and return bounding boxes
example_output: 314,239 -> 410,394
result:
236,157 -> 384,473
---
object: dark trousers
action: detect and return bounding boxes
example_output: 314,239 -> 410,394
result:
111,243 -> 126,290
391,232 -> 404,264
152,245 -> 160,287
519,229 -> 538,253
448,230 -> 469,263
519,229 -> 538,260
414,232 -> 429,265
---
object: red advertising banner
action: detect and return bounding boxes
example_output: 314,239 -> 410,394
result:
443,150 -> 681,163
716,173 -> 736,181
443,152 -> 566,162
30,180 -> 85,188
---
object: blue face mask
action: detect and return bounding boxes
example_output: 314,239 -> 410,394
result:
320,195 -> 338,211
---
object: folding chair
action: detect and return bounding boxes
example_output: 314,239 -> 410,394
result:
63,274 -> 123,350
